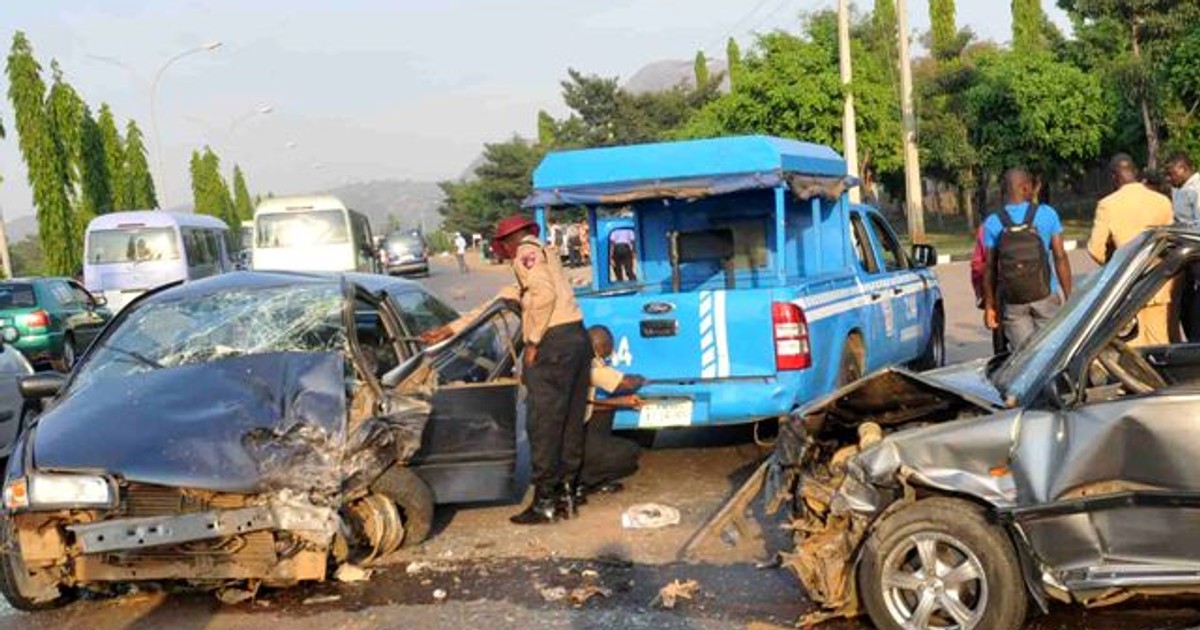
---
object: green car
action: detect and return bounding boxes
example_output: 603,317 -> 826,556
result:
0,278 -> 112,372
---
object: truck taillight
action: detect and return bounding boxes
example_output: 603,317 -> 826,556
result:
772,302 -> 811,371
22,310 -> 49,330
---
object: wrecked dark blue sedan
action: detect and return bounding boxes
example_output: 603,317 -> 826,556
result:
0,272 -> 524,610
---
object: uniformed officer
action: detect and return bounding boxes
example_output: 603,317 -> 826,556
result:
422,215 -> 590,525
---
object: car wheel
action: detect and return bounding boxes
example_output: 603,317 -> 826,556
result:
370,467 -> 434,547
0,518 -> 72,611
52,336 -> 76,373
914,306 -> 946,371
859,497 -> 1027,630
837,334 -> 866,387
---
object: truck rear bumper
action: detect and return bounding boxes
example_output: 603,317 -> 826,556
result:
612,374 -> 804,430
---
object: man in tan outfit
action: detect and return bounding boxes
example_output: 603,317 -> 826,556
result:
1087,154 -> 1176,346
422,215 -> 589,525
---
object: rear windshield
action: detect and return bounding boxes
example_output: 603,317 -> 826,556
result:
391,290 -> 458,335
87,227 -> 181,264
256,210 -> 349,248
0,284 -> 37,309
386,234 -> 424,253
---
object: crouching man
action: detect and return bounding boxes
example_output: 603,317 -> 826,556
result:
577,325 -> 645,501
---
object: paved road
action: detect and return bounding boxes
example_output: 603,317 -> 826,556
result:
10,252 -> 1195,630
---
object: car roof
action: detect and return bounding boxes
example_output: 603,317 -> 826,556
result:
87,210 -> 228,231
255,195 -> 348,214
134,271 -> 426,306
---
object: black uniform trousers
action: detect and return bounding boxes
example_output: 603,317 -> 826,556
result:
580,409 -> 640,489
524,322 -> 591,497
612,244 -> 636,282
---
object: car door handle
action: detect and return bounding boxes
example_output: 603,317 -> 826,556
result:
871,292 -> 882,301
893,287 -> 904,295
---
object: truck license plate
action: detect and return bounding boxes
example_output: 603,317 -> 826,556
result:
637,399 -> 693,428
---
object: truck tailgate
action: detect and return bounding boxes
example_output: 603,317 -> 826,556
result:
579,288 -> 777,380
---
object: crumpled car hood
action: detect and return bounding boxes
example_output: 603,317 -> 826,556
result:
910,358 -> 1003,409
32,352 -> 348,494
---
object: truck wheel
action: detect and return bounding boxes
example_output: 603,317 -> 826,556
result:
837,335 -> 866,387
371,467 -> 434,547
914,306 -> 946,371
0,518 -> 72,611
858,497 -> 1027,630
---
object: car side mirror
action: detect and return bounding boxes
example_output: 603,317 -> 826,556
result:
911,244 -> 938,268
19,373 -> 65,400
91,294 -> 108,308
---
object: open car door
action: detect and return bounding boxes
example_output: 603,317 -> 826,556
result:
408,301 -> 523,504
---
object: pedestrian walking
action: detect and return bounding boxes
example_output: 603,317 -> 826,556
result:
454,232 -> 469,274
578,325 -> 644,499
422,215 -> 589,525
982,168 -> 1073,350
609,227 -> 637,282
1167,153 -> 1200,338
1088,154 -> 1176,346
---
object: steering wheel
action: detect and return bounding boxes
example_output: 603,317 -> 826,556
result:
1098,338 -> 1168,395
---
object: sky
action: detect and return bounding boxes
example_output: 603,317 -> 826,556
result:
0,0 -> 1071,221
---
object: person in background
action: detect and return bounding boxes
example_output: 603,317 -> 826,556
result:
983,168 -> 1073,350
970,222 -> 1007,354
579,325 -> 644,498
580,222 -> 591,264
1167,153 -> 1200,338
1088,154 -> 1176,346
1143,168 -> 1173,198
609,227 -> 637,282
566,222 -> 583,267
422,215 -> 590,526
453,232 -> 469,274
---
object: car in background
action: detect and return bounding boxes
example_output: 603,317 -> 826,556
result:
0,329 -> 34,459
0,279 -> 111,372
0,270 -> 532,610
381,230 -> 430,276
252,195 -> 379,273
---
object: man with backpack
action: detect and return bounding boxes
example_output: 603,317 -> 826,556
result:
982,168 -> 1074,350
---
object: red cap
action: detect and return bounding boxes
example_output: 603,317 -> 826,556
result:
491,215 -> 539,260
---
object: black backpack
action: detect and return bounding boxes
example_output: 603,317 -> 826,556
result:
995,204 -> 1052,305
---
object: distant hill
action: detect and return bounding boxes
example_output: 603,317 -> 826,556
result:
7,215 -> 37,242
315,179 -> 444,233
624,58 -> 730,95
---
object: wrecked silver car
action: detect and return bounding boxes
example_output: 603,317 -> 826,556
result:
0,272 -> 524,610
768,229 -> 1200,629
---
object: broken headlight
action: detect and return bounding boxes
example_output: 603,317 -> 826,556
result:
3,474 -> 116,511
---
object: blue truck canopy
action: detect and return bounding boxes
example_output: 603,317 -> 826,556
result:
525,135 -> 851,208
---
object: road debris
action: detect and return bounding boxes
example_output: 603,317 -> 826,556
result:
569,584 -> 612,606
334,564 -> 372,583
302,594 -> 342,606
621,503 -> 682,529
539,585 -> 568,602
656,579 -> 700,609
406,561 -> 434,576
432,588 -> 448,602
216,585 -> 257,605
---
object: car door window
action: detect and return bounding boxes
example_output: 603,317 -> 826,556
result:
355,298 -> 402,379
431,309 -> 520,385
50,282 -> 78,308
866,214 -> 909,272
392,290 -> 459,337
850,214 -> 880,274
68,282 -> 94,309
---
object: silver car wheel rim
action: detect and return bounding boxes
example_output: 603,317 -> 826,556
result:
63,342 -> 75,369
880,532 -> 987,630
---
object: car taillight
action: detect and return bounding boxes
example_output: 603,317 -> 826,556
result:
22,310 -> 49,330
772,302 -> 811,371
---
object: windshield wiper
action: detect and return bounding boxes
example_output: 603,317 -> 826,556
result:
102,344 -> 163,370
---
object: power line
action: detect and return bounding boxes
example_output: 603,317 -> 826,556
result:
702,0 -> 776,55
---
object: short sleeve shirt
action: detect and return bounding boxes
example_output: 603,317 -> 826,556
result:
610,229 -> 636,246
587,357 -> 625,421
1174,173 -> 1200,228
982,202 -> 1064,295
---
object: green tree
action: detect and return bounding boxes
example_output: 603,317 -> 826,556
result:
122,120 -> 156,208
1163,26 -> 1200,158
726,38 -> 742,87
190,146 -> 235,226
78,106 -> 113,217
6,32 -> 76,276
1012,0 -> 1047,52
97,103 -> 126,210
930,0 -> 958,59
536,110 -> 556,146
693,51 -> 709,89
232,164 -> 253,222
46,60 -> 89,260
9,235 -> 45,277
872,0 -> 899,65
438,137 -> 544,236
964,51 -> 1111,182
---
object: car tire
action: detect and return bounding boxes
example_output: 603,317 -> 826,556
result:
52,336 -> 76,373
858,497 -> 1028,630
371,466 -> 434,547
0,518 -> 72,611
914,305 -> 946,371
837,334 -> 866,387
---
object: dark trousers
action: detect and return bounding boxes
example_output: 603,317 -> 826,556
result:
524,322 -> 590,497
580,410 -> 640,488
612,244 -> 635,282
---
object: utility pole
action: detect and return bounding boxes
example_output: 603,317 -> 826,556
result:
837,0 -> 861,204
895,0 -> 925,242
0,208 -> 12,279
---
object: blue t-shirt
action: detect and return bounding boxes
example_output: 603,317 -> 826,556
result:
982,202 -> 1064,295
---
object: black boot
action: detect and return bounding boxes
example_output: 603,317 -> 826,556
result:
558,481 -> 580,518
510,492 -> 558,525
572,482 -> 588,507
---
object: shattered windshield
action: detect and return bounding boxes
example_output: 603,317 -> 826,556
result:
70,284 -> 347,394
991,231 -> 1154,401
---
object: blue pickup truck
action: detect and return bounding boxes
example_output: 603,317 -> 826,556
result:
526,135 -> 944,431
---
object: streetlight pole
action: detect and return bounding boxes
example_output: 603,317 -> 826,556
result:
150,41 -> 222,209
837,0 -> 861,204
895,0 -> 925,243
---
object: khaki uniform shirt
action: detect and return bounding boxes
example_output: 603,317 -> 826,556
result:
448,236 -> 583,344
1088,183 -> 1174,305
587,357 -> 625,422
